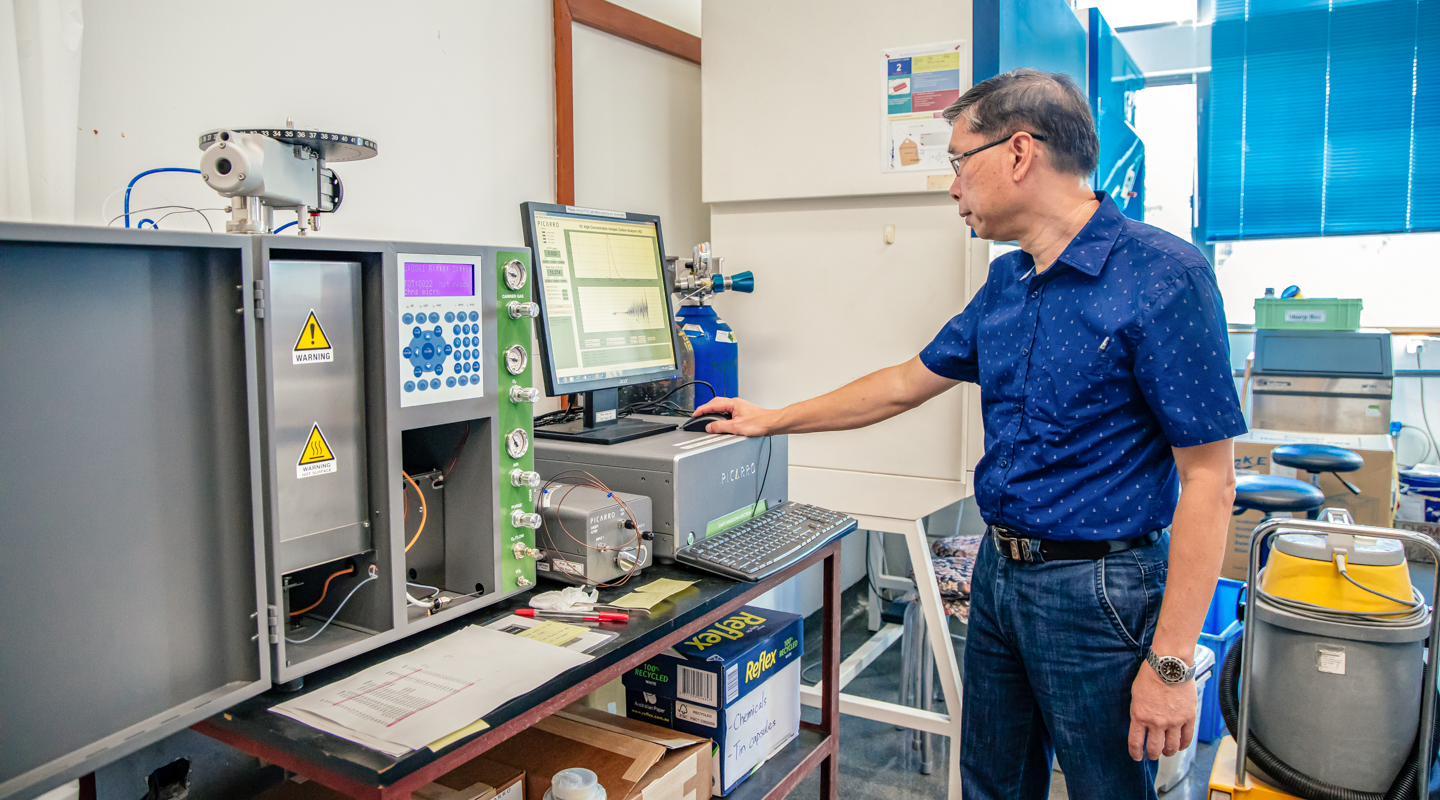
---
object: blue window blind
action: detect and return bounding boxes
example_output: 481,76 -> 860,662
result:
1206,0 -> 1440,240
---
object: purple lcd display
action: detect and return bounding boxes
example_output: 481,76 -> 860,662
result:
404,262 -> 475,297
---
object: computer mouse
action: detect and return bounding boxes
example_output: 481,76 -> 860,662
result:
682,412 -> 732,432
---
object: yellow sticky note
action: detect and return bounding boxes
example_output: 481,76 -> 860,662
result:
611,591 -> 670,610
633,578 -> 697,596
611,578 -> 697,609
428,718 -> 490,751
516,619 -> 589,647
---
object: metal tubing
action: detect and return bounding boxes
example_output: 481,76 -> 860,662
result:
1233,516 -> 1440,797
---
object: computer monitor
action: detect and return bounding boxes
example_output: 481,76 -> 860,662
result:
521,202 -> 683,444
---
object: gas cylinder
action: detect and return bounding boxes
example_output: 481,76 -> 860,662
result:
675,304 -> 737,400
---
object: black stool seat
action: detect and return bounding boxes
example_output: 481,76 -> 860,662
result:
1234,474 -> 1326,514
1271,444 -> 1364,474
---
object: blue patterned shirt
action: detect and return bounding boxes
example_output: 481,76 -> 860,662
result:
920,193 -> 1246,541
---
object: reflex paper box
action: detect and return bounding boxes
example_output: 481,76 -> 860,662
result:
621,606 -> 803,795
627,660 -> 801,796
621,606 -> 802,708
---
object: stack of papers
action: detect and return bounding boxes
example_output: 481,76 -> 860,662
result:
273,626 -> 592,757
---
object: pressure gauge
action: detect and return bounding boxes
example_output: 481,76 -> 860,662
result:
506,427 -> 529,458
505,344 -> 528,375
504,259 -> 527,290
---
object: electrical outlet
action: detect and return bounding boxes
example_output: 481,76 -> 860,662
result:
1409,337 -> 1427,354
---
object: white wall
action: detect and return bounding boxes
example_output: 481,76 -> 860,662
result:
702,0 -> 972,202
573,24 -> 707,258
73,1 -> 558,246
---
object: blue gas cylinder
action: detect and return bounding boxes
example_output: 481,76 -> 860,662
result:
675,304 -> 738,400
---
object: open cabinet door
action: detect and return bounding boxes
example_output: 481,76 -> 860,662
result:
0,224 -> 272,800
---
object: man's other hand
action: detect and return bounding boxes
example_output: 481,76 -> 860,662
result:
1128,663 -> 1195,760
692,397 -> 776,436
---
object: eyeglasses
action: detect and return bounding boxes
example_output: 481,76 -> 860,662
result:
948,132 -> 1049,175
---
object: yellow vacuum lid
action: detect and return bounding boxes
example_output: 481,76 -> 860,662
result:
1262,532 -> 1413,613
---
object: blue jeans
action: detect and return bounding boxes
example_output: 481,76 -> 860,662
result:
960,531 -> 1169,800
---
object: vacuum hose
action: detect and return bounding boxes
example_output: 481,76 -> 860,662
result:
1219,631 -> 1433,800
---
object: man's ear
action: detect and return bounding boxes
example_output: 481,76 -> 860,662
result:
1010,135 -> 1039,183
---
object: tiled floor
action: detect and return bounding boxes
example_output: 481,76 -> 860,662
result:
787,583 -> 1221,799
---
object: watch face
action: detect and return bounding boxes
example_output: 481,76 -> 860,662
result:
1157,656 -> 1188,683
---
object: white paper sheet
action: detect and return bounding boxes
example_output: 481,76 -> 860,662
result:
273,625 -> 592,753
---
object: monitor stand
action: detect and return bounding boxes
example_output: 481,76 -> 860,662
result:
534,387 -> 677,445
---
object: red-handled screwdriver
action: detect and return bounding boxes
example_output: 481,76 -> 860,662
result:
516,608 -> 629,622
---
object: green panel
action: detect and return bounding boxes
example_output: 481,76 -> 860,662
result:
706,500 -> 768,538
497,249 -> 536,593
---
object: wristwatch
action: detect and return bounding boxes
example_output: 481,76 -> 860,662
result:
1145,650 -> 1196,685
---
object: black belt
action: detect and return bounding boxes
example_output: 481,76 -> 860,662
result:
988,525 -> 1162,563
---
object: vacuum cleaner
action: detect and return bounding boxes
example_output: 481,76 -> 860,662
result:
1209,510 -> 1440,800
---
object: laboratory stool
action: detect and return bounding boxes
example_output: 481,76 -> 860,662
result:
1270,444 -> 1364,518
897,534 -> 980,775
1233,474 -> 1326,518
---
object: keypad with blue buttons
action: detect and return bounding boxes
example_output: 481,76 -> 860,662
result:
398,256 -> 485,408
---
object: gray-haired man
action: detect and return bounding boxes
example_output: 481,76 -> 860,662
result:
696,69 -> 1243,797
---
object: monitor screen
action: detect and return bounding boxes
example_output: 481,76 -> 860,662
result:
404,262 -> 475,297
525,206 -> 679,393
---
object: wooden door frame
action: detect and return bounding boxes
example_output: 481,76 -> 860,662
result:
553,0 -> 701,205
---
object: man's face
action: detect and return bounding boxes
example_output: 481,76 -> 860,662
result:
947,124 -> 1020,241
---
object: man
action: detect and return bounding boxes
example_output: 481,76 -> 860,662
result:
693,69 -> 1244,798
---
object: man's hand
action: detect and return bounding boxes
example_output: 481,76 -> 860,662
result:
692,397 -> 778,436
690,356 -> 960,438
1128,660 -> 1196,760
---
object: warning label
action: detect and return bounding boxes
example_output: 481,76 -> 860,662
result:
293,310 -> 333,365
296,423 -> 337,478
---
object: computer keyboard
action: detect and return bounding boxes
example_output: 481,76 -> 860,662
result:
675,501 -> 857,582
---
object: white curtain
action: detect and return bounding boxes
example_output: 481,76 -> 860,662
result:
0,0 -> 82,222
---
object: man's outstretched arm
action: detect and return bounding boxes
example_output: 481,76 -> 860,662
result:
692,356 -> 960,436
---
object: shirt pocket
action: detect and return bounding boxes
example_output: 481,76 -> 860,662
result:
1036,346 -> 1131,425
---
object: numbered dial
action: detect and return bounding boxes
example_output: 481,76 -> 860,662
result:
505,344 -> 528,375
504,259 -> 528,290
506,427 -> 530,458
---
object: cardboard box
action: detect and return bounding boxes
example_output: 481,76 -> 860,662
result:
257,758 -> 522,800
481,704 -> 711,800
622,606 -> 803,796
628,660 -> 801,797
1226,429 -> 1397,581
418,757 -> 524,800
621,607 -> 802,709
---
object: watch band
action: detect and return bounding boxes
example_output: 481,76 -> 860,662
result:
1145,649 -> 1196,684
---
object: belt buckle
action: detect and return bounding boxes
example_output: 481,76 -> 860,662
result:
995,527 -> 1034,562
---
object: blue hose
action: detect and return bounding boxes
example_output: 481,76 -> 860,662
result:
274,221 -> 298,233
136,218 -> 158,229
124,168 -> 201,228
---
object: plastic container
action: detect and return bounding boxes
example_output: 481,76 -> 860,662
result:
1398,467 -> 1440,523
1253,297 -> 1362,330
545,768 -> 606,800
1155,644 -> 1215,792
1197,578 -> 1244,743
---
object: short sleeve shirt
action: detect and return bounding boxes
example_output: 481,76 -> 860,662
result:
920,193 -> 1247,541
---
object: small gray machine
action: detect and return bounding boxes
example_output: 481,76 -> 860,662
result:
535,422 -> 788,562
535,485 -> 653,585
1251,330 -> 1393,435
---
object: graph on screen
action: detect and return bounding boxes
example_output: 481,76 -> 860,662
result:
578,286 -> 666,332
568,231 -> 661,281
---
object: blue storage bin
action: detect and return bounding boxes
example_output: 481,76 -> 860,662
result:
1197,578 -> 1244,743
